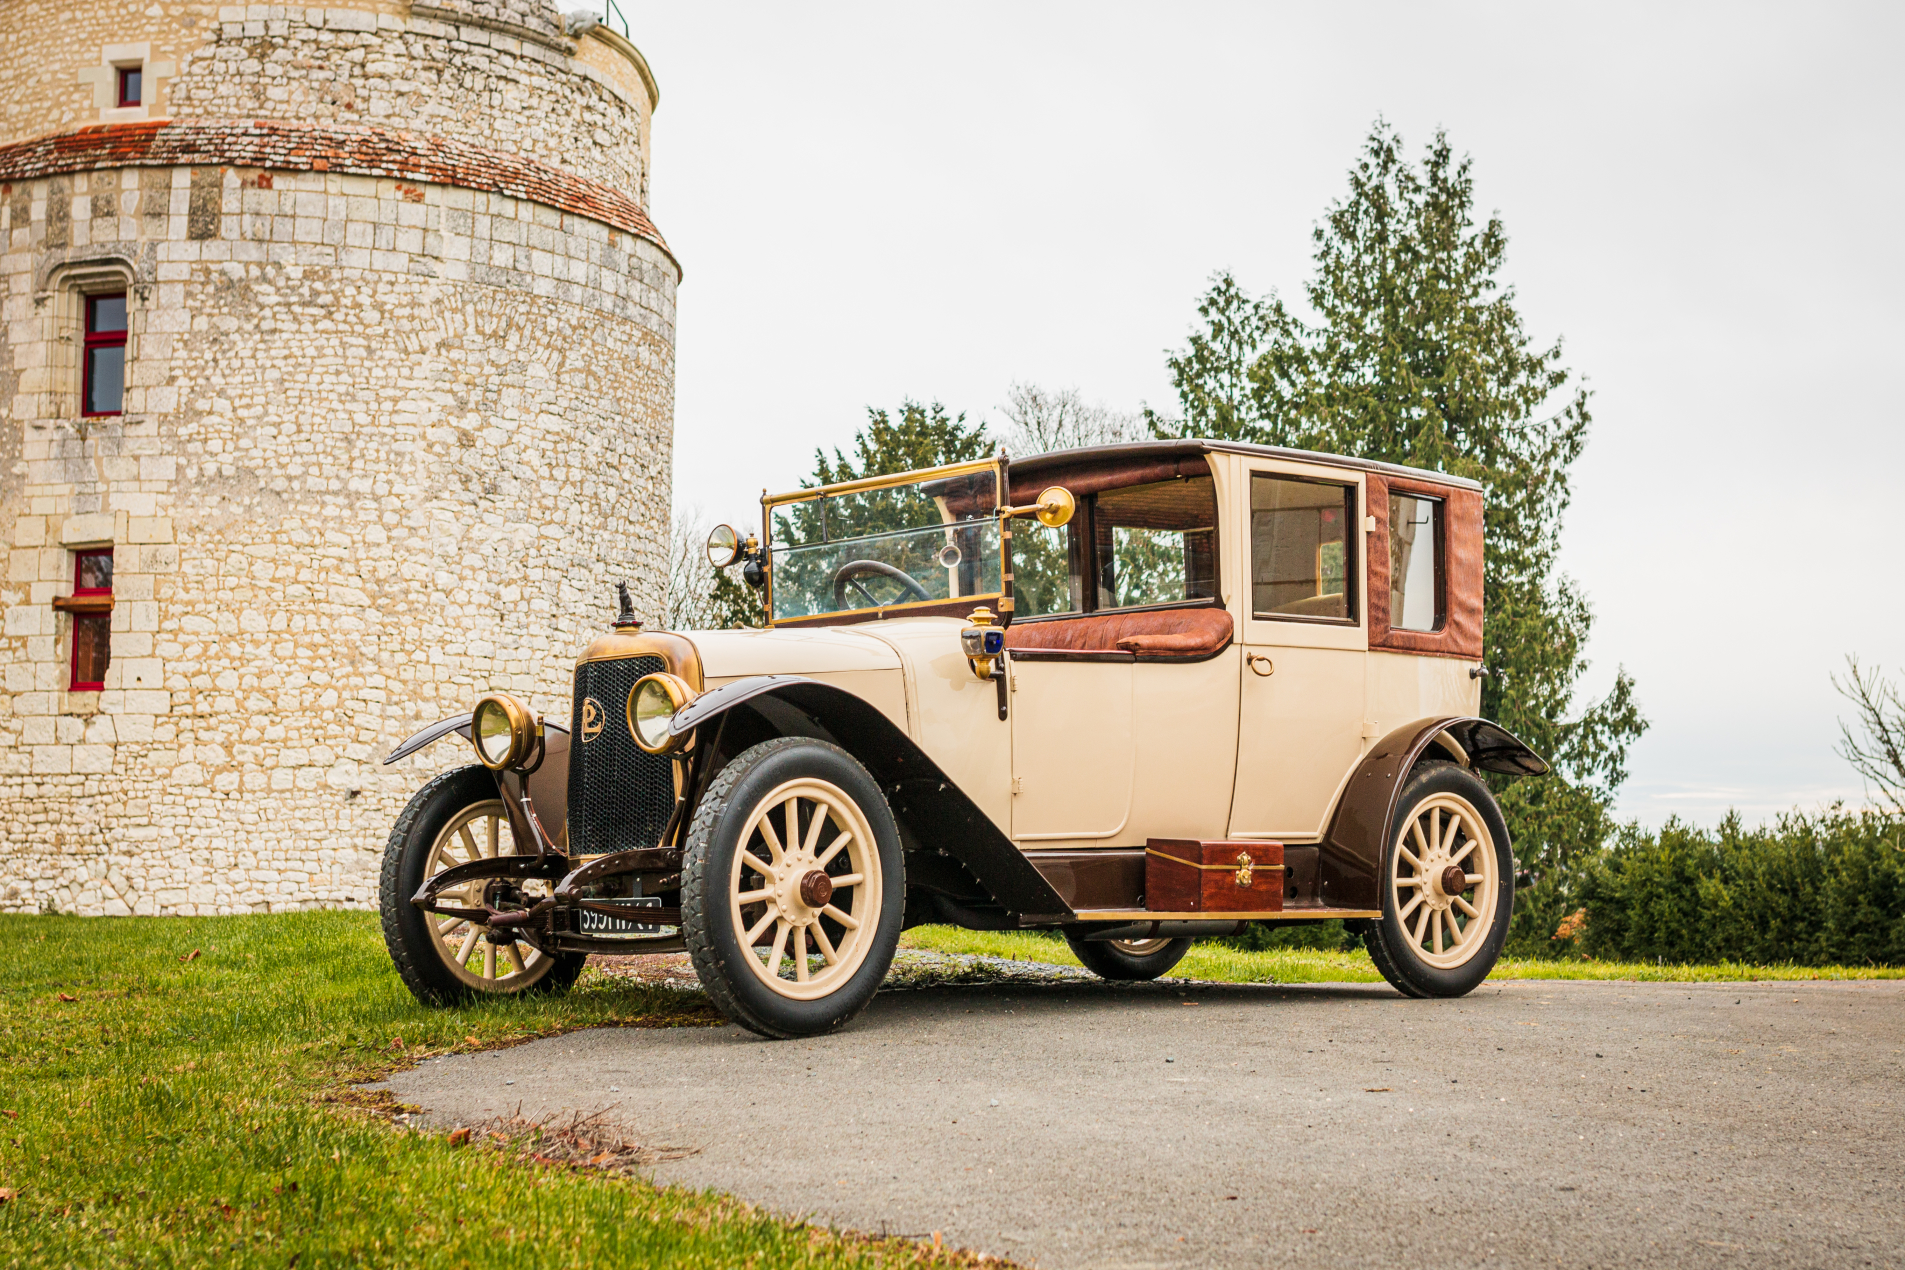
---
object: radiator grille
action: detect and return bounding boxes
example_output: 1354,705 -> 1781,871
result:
567,655 -> 677,856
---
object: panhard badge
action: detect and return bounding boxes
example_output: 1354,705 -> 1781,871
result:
579,697 -> 604,743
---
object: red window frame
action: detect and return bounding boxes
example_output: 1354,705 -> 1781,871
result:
82,292 -> 127,418
67,549 -> 115,692
117,65 -> 142,108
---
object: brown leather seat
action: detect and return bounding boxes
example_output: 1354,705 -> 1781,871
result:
1003,606 -> 1233,660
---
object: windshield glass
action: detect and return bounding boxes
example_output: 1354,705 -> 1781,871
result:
767,464 -> 1002,621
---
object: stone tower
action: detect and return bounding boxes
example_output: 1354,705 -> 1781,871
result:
0,2 -> 679,915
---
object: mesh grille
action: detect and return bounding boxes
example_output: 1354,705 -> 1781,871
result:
567,655 -> 677,856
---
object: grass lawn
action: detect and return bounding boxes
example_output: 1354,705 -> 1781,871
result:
898,925 -> 1905,984
0,911 -> 992,1269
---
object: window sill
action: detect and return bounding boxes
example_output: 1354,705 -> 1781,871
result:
53,594 -> 114,615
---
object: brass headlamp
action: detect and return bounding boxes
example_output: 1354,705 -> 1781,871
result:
469,692 -> 539,771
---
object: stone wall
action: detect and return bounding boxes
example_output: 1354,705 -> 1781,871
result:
0,1 -> 678,916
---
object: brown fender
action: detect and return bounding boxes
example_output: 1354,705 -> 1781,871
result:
1318,717 -> 1549,910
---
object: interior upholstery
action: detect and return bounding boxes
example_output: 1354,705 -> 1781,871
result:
1004,605 -> 1234,660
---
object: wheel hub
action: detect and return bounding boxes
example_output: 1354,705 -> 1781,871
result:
1438,864 -> 1469,899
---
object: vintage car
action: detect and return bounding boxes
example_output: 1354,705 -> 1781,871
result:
378,440 -> 1548,1037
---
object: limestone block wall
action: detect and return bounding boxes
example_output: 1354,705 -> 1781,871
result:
0,0 -> 678,916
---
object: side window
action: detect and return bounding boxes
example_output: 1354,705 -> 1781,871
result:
69,549 -> 115,691
83,292 -> 127,417
1250,474 -> 1357,622
1093,476 -> 1217,610
1013,519 -> 1084,618
1389,492 -> 1443,632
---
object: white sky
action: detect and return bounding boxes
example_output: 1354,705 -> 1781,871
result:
628,2 -> 1904,829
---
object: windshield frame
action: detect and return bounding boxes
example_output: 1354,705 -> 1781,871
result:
759,456 -> 1009,627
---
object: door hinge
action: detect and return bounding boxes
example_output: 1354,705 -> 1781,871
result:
1361,720 -> 1383,739
1011,776 -> 1023,796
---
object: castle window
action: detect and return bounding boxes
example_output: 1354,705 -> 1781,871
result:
83,292 -> 127,416
57,549 -> 115,692
117,66 -> 143,108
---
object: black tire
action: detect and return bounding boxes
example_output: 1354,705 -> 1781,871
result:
1362,761 -> 1514,999
1063,932 -> 1193,981
682,737 -> 905,1039
379,765 -> 586,1006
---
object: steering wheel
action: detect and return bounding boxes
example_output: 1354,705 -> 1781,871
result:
831,559 -> 934,610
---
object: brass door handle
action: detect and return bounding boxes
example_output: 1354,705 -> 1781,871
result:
1247,654 -> 1275,677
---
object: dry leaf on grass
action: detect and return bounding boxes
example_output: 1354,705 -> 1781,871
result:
180,949 -> 201,964
469,1107 -> 697,1175
0,1189 -> 16,1203
446,1128 -> 471,1146
57,993 -> 77,1003
1,1110 -> 17,1120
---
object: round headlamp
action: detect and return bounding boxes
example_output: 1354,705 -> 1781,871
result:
470,693 -> 538,771
628,672 -> 696,755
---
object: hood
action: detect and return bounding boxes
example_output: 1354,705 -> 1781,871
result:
684,623 -> 909,684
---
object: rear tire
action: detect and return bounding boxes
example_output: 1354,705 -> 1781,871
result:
1063,932 -> 1193,981
1361,762 -> 1513,999
380,765 -> 586,1006
681,738 -> 905,1038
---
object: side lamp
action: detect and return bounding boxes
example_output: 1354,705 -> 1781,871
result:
960,606 -> 1005,682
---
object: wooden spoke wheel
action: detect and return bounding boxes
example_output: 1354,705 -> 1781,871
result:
380,766 -> 585,1006
683,738 -> 904,1038
1362,761 -> 1514,999
728,778 -> 883,1002
1063,931 -> 1192,981
421,799 -> 557,991
1390,792 -> 1499,970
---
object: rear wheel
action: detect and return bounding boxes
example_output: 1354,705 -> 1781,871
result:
1362,762 -> 1513,998
681,738 -> 905,1038
380,766 -> 586,1006
1063,932 -> 1193,981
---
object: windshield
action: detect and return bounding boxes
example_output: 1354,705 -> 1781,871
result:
766,462 -> 1003,622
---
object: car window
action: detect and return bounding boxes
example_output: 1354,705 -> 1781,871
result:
1389,491 -> 1442,631
767,466 -> 1002,620
1013,519 -> 1085,618
1093,476 -> 1218,611
1250,474 -> 1357,621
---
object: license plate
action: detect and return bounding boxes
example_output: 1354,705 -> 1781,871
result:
577,897 -> 674,937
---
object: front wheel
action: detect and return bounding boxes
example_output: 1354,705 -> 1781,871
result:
1362,762 -> 1514,998
1063,932 -> 1192,981
681,738 -> 905,1038
379,766 -> 586,1006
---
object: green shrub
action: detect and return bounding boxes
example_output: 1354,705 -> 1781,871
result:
1566,809 -> 1905,966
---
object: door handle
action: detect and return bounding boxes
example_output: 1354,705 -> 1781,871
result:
1247,654 -> 1275,677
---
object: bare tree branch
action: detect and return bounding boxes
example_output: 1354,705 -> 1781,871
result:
997,382 -> 1146,456
1834,654 -> 1905,815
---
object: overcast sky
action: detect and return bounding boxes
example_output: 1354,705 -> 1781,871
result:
626,2 -> 1904,829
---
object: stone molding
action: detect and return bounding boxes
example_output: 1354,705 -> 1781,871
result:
0,118 -> 679,278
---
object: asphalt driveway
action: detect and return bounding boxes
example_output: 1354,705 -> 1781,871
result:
378,973 -> 1905,1269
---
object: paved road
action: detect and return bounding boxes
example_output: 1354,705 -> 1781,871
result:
380,975 -> 1905,1269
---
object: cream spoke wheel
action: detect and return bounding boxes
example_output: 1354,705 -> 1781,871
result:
1109,938 -> 1172,957
422,798 -> 550,991
728,777 -> 883,1002
1388,790 -> 1499,971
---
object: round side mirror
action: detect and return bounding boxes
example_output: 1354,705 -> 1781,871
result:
1034,486 -> 1076,529
706,523 -> 741,568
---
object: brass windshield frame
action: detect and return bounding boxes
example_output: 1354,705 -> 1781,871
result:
759,456 -> 1008,627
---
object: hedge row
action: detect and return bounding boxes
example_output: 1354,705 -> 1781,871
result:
1554,809 -> 1905,967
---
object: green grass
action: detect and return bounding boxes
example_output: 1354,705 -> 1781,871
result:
899,925 -> 1905,984
0,912 -> 993,1269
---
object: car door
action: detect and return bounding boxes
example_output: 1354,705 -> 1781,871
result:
1228,463 -> 1369,840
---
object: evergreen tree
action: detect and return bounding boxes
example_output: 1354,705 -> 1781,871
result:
1153,124 -> 1645,944
807,400 -> 992,486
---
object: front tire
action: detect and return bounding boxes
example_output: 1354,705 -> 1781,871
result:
1063,933 -> 1193,981
681,738 -> 905,1038
380,766 -> 586,1006
1362,762 -> 1514,998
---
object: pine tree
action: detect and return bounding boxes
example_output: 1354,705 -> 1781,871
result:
808,400 -> 992,486
1153,124 -> 1645,944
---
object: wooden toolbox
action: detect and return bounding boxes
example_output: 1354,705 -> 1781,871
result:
1144,839 -> 1285,913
